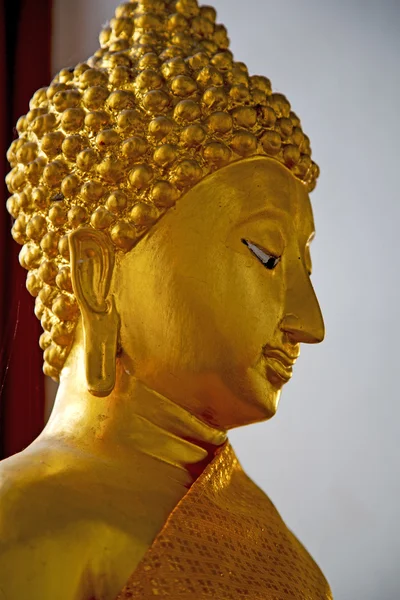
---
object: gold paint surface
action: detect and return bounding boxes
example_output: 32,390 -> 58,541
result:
5,0 -> 319,381
0,157 -> 327,599
0,0 -> 330,598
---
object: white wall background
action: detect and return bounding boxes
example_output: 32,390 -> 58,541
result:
52,2 -> 400,598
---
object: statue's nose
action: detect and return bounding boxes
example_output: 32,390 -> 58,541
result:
280,270 -> 325,345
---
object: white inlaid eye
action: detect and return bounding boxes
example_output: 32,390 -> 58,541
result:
242,239 -> 281,270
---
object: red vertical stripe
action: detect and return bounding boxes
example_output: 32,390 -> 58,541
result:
0,0 -> 52,458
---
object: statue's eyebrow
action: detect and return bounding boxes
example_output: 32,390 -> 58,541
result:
238,206 -> 288,227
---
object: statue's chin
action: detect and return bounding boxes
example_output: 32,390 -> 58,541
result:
250,367 -> 287,420
218,367 -> 284,427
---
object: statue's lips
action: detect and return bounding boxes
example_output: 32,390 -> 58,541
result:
262,347 -> 299,386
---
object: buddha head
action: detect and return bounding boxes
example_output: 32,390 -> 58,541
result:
5,0 -> 324,429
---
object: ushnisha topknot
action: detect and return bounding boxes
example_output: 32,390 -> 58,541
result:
5,0 -> 320,381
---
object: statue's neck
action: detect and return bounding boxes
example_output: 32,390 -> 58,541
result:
42,356 -> 227,478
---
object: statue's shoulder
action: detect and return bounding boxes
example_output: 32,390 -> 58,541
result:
0,445 -> 49,538
0,441 -> 79,539
0,442 -> 105,599
0,441 -> 151,599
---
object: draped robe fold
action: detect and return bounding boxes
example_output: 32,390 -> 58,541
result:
115,443 -> 333,599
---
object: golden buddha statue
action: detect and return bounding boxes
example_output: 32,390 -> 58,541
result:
0,0 -> 332,598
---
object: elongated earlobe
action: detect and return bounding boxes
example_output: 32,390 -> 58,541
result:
69,228 -> 120,397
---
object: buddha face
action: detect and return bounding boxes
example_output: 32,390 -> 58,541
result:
116,156 -> 324,429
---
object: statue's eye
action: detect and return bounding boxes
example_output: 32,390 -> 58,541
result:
242,239 -> 281,270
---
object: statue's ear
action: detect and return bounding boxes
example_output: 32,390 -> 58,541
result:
69,228 -> 119,397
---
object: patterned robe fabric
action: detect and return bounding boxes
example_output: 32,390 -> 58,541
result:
116,443 -> 333,599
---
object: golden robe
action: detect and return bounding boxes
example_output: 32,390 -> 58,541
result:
116,443 -> 333,599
